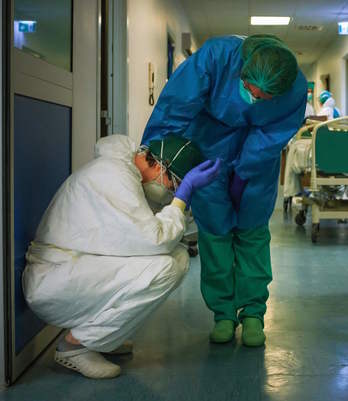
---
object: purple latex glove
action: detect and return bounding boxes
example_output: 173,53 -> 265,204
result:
175,159 -> 221,206
229,172 -> 248,212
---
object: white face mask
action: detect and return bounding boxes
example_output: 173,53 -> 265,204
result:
143,180 -> 173,205
141,138 -> 182,205
142,148 -> 173,205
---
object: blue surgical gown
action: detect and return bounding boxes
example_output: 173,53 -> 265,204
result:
142,36 -> 307,235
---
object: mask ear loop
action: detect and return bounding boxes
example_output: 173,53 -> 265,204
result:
172,176 -> 178,192
167,140 -> 192,170
166,140 -> 192,192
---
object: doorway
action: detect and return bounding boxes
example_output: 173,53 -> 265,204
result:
101,0 -> 128,137
167,32 -> 175,80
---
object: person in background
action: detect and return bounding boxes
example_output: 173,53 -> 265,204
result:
22,134 -> 220,379
305,91 -> 315,118
142,34 -> 307,347
318,90 -> 341,120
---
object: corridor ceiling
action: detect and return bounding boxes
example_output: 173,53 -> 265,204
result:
179,0 -> 348,65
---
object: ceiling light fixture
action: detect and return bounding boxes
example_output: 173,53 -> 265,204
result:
250,16 -> 290,26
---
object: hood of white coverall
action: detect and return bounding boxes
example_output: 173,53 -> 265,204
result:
95,134 -> 137,161
322,97 -> 335,109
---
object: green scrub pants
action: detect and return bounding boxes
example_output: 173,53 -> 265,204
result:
198,225 -> 272,326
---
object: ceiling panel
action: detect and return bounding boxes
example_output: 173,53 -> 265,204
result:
249,0 -> 297,16
294,0 -> 347,20
248,25 -> 289,36
210,19 -> 249,34
203,1 -> 249,17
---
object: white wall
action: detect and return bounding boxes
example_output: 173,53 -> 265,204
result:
309,36 -> 348,115
127,0 -> 198,144
301,63 -> 316,83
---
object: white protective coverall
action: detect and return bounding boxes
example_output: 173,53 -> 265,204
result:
22,135 -> 189,352
304,102 -> 315,118
317,97 -> 337,120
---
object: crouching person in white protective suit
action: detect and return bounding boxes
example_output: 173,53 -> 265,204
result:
22,133 -> 220,379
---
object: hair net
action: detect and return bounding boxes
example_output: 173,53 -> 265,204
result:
319,90 -> 332,104
241,35 -> 298,96
149,134 -> 204,180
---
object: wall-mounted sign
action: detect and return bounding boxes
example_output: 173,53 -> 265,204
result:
18,20 -> 37,33
338,21 -> 348,35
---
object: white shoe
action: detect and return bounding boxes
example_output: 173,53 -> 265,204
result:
107,340 -> 133,355
55,348 -> 121,379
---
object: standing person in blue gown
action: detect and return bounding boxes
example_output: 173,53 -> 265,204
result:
142,34 -> 307,346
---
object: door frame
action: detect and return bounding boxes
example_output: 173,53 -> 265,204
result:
4,0 -> 102,384
8,0 -> 71,383
2,0 -> 11,386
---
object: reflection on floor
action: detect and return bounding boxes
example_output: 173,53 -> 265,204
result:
2,210 -> 348,401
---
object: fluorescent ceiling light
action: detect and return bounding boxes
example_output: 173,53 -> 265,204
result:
251,16 -> 290,26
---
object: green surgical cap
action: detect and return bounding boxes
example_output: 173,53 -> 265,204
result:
241,34 -> 298,96
319,90 -> 331,104
149,134 -> 204,180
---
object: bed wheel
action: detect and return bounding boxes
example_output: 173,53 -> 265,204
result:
311,223 -> 319,243
295,210 -> 306,226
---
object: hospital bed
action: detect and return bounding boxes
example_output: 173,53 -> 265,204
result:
284,117 -> 348,243
283,117 -> 329,213
283,123 -> 317,213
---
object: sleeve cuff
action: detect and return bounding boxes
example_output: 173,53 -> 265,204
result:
171,197 -> 187,212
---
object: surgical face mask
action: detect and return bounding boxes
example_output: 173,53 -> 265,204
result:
143,157 -> 173,205
239,79 -> 261,104
307,93 -> 313,102
143,138 -> 186,206
143,180 -> 173,205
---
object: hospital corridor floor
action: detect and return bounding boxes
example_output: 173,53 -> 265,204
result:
2,210 -> 348,401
